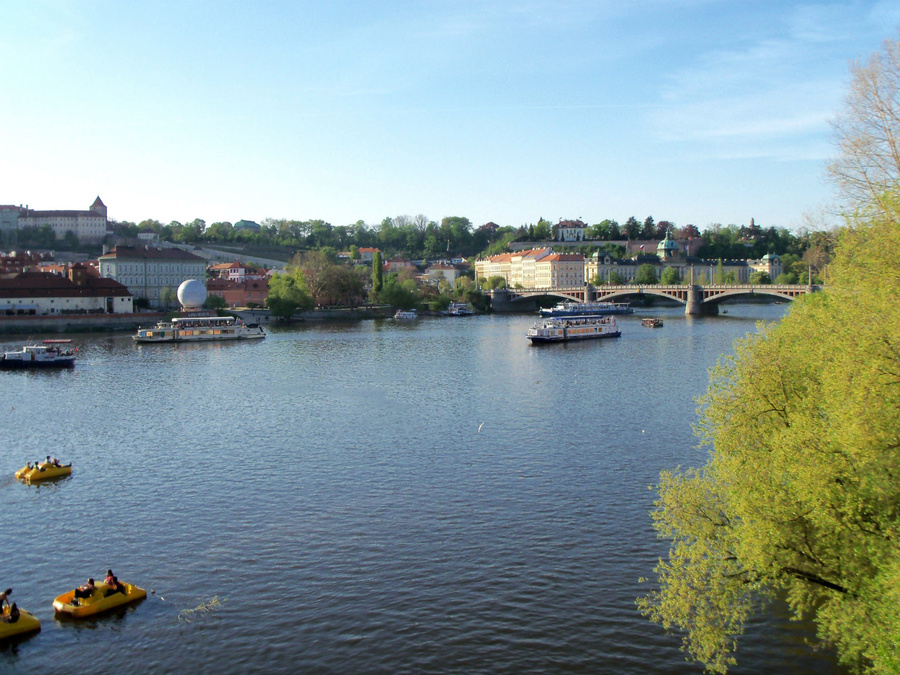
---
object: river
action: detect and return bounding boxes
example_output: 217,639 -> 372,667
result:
0,305 -> 847,674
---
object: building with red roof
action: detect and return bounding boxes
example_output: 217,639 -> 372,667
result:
0,265 -> 132,316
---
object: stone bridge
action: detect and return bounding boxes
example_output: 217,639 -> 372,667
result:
490,284 -> 819,315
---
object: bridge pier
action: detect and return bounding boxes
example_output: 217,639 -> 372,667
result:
685,285 -> 718,316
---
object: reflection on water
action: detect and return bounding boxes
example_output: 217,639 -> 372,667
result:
0,306 -> 847,674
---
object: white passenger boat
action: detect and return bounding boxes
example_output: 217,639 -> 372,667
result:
133,315 -> 266,343
0,340 -> 77,369
539,301 -> 633,317
441,303 -> 474,316
527,315 -> 621,343
393,309 -> 418,320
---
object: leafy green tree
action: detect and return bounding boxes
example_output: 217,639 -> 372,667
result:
623,216 -> 641,240
660,266 -> 681,285
372,250 -> 383,296
266,268 -> 313,318
203,294 -> 227,310
634,264 -> 658,284
62,230 -> 79,250
160,287 -> 178,309
775,271 -> 798,284
715,259 -> 725,284
638,200 -> 900,673
748,271 -> 771,284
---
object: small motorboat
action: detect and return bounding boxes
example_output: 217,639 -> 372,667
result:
0,605 -> 41,641
641,317 -> 664,328
0,340 -> 77,369
15,462 -> 72,482
393,309 -> 418,320
53,581 -> 146,618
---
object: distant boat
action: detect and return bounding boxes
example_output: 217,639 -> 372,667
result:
527,315 -> 621,343
540,301 -> 633,317
393,309 -> 418,320
0,340 -> 77,369
441,303 -> 474,316
641,317 -> 663,328
133,315 -> 265,343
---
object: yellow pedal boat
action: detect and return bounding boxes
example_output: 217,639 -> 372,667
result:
0,605 -> 41,641
53,582 -> 146,618
15,463 -> 72,482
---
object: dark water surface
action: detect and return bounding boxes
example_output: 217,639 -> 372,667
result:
1,306 -> 846,674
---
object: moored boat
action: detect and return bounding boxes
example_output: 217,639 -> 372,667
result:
641,317 -> 664,327
53,581 -> 146,618
441,302 -> 474,316
393,309 -> 418,319
133,315 -> 265,343
539,301 -> 633,317
527,315 -> 621,343
0,340 -> 77,369
15,462 -> 72,482
0,605 -> 41,641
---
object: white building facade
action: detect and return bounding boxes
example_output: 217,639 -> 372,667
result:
99,245 -> 207,308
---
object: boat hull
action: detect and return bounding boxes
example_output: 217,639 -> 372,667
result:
0,607 -> 41,641
15,464 -> 72,482
133,333 -> 266,343
53,582 -> 146,618
0,357 -> 75,369
528,329 -> 621,343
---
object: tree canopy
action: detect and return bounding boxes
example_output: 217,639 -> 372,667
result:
638,200 -> 900,673
828,33 -> 900,214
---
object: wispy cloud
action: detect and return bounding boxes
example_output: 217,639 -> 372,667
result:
647,4 -> 873,161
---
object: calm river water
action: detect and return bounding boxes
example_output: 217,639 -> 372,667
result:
1,305 -> 847,674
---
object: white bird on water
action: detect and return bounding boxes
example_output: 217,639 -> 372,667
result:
477,421 -> 485,433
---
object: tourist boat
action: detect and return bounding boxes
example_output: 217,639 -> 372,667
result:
0,340 -> 77,369
133,315 -> 265,343
393,309 -> 418,320
539,301 -> 633,317
53,581 -> 147,618
441,303 -> 474,316
641,317 -> 664,328
527,315 -> 621,343
15,461 -> 72,482
0,605 -> 40,641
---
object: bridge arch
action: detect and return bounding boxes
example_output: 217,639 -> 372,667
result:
491,284 -> 817,314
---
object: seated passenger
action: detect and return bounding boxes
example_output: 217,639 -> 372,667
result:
104,570 -> 115,586
105,576 -> 126,597
1,603 -> 19,623
74,578 -> 95,599
0,588 -> 10,608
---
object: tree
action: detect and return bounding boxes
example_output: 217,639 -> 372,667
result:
827,33 -> 900,213
748,270 -> 771,284
160,287 -> 178,309
623,216 -> 641,240
372,250 -> 383,296
637,189 -> 900,670
203,294 -> 227,310
266,268 -> 313,318
634,264 -> 658,285
660,266 -> 681,285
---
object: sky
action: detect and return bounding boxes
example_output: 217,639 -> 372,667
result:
1,1 -> 898,233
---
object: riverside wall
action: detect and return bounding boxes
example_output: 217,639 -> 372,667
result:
0,313 -> 165,335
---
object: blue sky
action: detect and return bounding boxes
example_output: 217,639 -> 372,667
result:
2,1 -> 897,232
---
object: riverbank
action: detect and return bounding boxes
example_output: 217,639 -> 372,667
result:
0,306 -> 399,335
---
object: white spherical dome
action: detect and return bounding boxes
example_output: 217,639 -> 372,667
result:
177,279 -> 207,309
